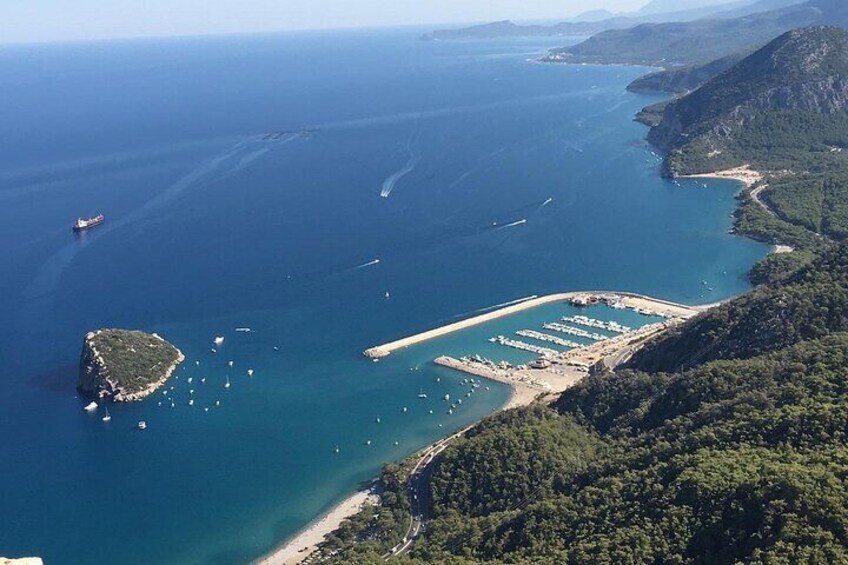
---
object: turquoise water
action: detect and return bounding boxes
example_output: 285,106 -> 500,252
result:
0,29 -> 767,564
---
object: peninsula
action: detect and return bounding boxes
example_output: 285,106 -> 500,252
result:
78,329 -> 184,402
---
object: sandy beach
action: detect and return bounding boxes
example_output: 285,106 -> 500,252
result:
258,359 -> 546,565
266,290 -> 701,564
682,165 -> 763,188
258,489 -> 379,565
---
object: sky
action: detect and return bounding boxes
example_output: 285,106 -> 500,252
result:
1,0 -> 649,45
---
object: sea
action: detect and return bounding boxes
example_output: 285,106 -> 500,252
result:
0,27 -> 768,564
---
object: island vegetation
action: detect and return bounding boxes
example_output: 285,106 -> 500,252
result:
77,329 -> 184,402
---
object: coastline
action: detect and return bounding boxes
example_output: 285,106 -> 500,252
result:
680,165 -> 763,188
258,489 -> 379,565
261,290 -> 702,563
365,291 -> 700,359
260,73 -> 756,565
680,166 -> 796,254
258,355 -> 547,565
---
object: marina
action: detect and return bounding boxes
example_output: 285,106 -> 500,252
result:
563,315 -> 631,333
541,322 -> 609,341
490,335 -> 559,357
2,29 -> 771,565
516,329 -> 582,349
364,291 -> 702,359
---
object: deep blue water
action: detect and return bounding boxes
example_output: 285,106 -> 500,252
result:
0,28 -> 767,564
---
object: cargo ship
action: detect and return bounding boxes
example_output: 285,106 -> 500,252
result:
72,214 -> 105,232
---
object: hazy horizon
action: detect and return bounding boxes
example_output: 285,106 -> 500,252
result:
2,1 -> 650,45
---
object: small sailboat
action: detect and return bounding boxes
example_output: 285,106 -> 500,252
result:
187,377 -> 193,384
376,416 -> 381,424
84,401 -> 98,412
213,336 -> 225,347
402,407 -> 408,413
365,439 -> 372,446
200,377 -> 206,384
443,394 -> 450,401
224,376 -> 231,389
247,369 -> 254,377
102,407 -> 111,422
334,445 -> 340,454
227,360 -> 234,368
188,399 -> 194,406
215,400 -> 220,407
385,291 -> 390,300
137,421 -> 147,430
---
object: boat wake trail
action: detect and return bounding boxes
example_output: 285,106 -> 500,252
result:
491,218 -> 527,231
471,295 -> 538,314
23,135 -> 300,302
448,146 -> 507,189
354,258 -> 381,269
437,295 -> 540,324
380,154 -> 420,198
231,147 -> 272,172
380,110 -> 424,199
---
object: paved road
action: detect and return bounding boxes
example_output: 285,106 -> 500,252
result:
750,184 -> 777,217
384,426 -> 472,559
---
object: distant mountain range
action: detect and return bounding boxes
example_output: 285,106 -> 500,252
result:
548,0 -> 848,67
421,0 -> 803,41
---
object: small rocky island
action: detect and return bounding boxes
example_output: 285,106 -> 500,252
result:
78,329 -> 184,402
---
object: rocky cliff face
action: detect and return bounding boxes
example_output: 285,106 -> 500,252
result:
648,26 -> 848,160
78,329 -> 184,402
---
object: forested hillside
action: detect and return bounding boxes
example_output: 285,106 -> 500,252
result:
318,240 -> 848,564
627,242 -> 848,372
314,17 -> 848,565
641,27 -> 848,252
548,0 -> 848,67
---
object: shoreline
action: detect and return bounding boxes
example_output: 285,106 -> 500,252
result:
257,488 -> 379,565
364,291 -> 701,359
258,290 -> 701,563
680,165 -> 763,188
680,166 -> 796,254
259,75 -> 751,565
258,351 -> 548,565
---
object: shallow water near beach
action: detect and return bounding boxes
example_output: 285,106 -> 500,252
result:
0,28 -> 767,564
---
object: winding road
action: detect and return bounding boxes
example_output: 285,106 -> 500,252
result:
384,425 -> 473,558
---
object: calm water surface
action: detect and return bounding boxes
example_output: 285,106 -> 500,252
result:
0,28 -> 766,564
